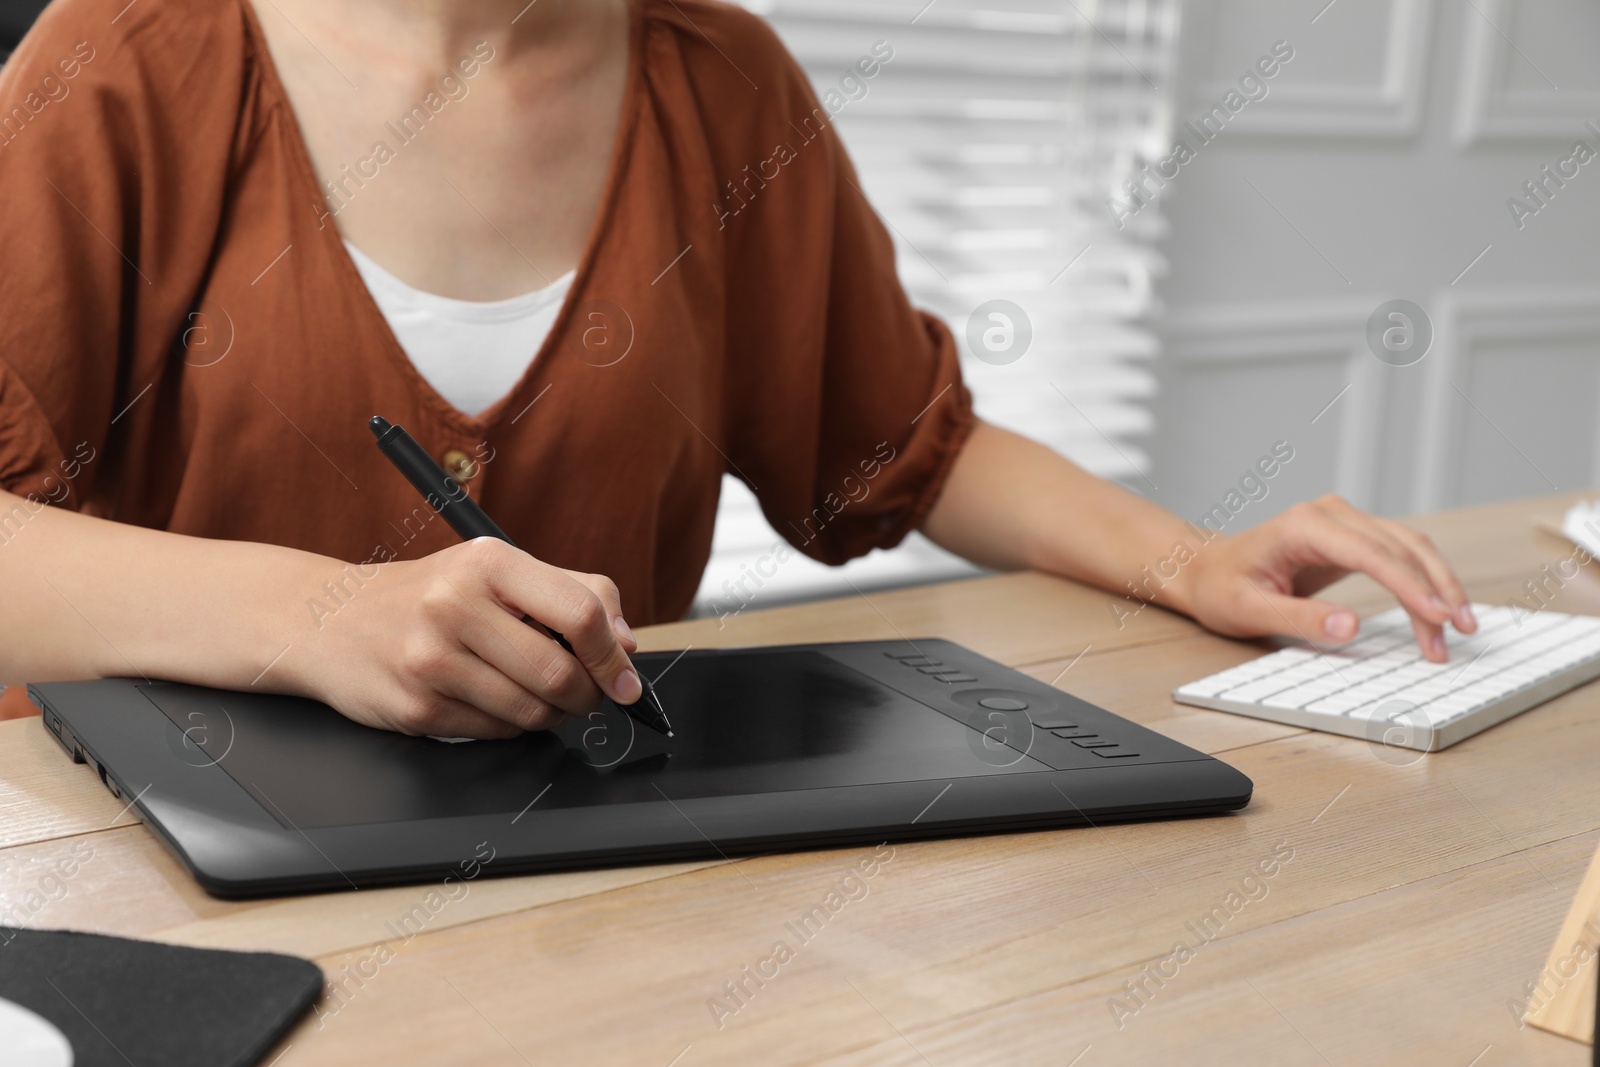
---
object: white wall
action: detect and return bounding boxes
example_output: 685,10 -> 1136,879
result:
1149,0 -> 1600,527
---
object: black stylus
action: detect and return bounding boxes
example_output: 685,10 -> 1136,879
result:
368,415 -> 674,737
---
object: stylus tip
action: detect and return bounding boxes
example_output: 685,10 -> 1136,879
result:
666,731 -> 675,738
369,415 -> 392,437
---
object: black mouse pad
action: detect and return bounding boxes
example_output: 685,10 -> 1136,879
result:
0,927 -> 321,1066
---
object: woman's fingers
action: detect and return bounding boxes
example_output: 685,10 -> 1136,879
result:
1371,520 -> 1468,659
568,570 -> 637,652
404,540 -> 640,726
420,557 -> 609,717
1317,499 -> 1435,592
448,595 -> 604,717
1309,503 -> 1449,660
1407,612 -> 1447,663
1221,580 -> 1360,647
433,651 -> 566,734
1226,586 -> 1453,667
388,683 -> 527,740
531,569 -> 643,704
465,539 -> 642,707
1374,517 -> 1477,634
1206,496 -> 1475,663
1278,500 -> 1453,655
1313,499 -> 1476,660
313,541 -> 642,736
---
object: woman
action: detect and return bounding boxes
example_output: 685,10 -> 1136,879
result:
0,0 -> 1475,738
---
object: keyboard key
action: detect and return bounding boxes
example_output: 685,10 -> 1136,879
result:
1338,660 -> 1404,683
1263,682 -> 1345,710
1496,664 -> 1545,686
1305,695 -> 1365,714
1346,702 -> 1419,723
1229,656 -> 1298,680
1217,678 -> 1302,703
1383,664 -> 1439,685
1175,604 -> 1600,751
1343,632 -> 1412,657
1421,693 -> 1479,717
1389,678 -> 1459,705
1269,662 -> 1345,687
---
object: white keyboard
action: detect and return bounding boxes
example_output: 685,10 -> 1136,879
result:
1173,604 -> 1600,751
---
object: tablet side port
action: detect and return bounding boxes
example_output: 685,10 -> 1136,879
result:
41,710 -> 86,763
90,758 -> 122,799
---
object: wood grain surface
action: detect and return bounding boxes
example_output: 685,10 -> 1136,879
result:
3,489 -> 1597,1065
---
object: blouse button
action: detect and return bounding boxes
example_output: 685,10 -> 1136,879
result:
442,448 -> 478,481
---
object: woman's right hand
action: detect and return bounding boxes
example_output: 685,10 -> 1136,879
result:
284,538 -> 642,739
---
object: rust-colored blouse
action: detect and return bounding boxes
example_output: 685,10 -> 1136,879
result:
0,0 -> 973,624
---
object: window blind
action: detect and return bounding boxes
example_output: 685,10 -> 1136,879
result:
693,0 -> 1181,621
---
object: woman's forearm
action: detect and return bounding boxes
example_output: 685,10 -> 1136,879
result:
0,489 -> 647,736
920,420 -> 1204,615
0,489 -> 335,690
922,419 -> 1476,661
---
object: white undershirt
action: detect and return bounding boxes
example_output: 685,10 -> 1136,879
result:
345,241 -> 576,418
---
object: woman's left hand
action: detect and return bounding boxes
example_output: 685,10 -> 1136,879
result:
922,423 -> 1479,662
1177,494 -> 1478,662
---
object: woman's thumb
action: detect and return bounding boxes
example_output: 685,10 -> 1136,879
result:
1234,589 -> 1359,647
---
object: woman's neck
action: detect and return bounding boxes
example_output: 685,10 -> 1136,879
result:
268,0 -> 601,69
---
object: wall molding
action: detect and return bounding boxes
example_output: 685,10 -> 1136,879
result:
1163,289 -> 1600,514
1196,0 -> 1435,138
1415,284 -> 1600,508
1452,0 -> 1600,145
1159,296 -> 1384,505
1160,297 -> 1372,362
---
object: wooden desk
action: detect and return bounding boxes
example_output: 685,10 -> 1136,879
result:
4,490 -> 1598,1065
